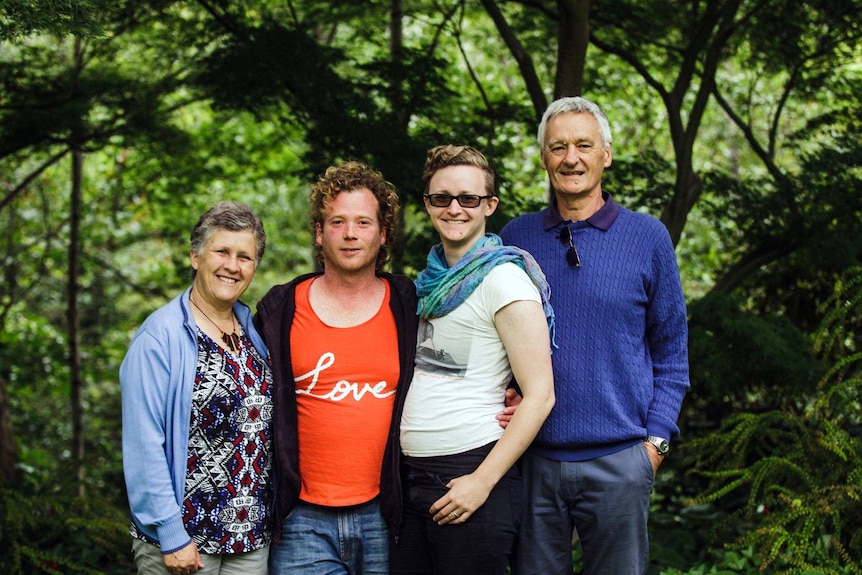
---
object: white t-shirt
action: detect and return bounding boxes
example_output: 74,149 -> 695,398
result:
400,262 -> 541,457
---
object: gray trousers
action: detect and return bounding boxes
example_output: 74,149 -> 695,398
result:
131,538 -> 269,575
510,443 -> 654,575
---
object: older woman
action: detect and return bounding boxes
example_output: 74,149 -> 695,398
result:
121,201 -> 272,575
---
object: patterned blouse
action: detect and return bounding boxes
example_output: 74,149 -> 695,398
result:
182,328 -> 273,554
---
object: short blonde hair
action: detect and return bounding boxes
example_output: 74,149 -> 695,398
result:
422,145 -> 496,197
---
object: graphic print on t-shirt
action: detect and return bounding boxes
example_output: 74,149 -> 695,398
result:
295,351 -> 397,401
414,319 -> 467,377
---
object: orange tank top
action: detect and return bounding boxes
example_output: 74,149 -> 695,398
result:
291,278 -> 400,506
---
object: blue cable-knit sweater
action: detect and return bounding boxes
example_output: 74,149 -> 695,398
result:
500,193 -> 690,461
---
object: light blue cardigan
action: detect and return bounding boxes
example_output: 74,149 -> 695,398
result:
119,287 -> 268,554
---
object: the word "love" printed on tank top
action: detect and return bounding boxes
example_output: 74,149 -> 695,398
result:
294,352 -> 396,402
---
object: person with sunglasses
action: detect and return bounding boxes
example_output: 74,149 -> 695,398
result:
389,145 -> 555,575
499,96 -> 690,575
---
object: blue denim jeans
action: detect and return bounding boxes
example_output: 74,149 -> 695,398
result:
510,444 -> 654,575
389,453 -> 523,575
268,499 -> 388,575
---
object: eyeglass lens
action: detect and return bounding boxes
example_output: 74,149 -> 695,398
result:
559,226 -> 581,268
425,194 -> 487,208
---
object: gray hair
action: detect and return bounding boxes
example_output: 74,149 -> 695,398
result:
537,97 -> 613,149
190,201 -> 266,268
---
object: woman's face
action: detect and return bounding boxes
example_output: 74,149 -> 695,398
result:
190,228 -> 258,309
424,164 -> 498,262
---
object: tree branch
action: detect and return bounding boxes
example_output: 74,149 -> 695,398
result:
479,0 -> 547,120
710,235 -> 798,294
0,149 -> 69,213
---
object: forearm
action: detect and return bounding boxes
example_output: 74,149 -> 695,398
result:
479,298 -> 555,486
473,392 -> 555,487
428,390 -> 554,524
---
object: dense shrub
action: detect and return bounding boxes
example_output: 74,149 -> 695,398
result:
683,269 -> 862,574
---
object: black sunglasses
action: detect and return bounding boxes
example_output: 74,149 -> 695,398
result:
559,226 -> 581,268
424,194 -> 492,208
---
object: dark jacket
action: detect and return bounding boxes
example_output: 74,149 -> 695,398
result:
254,271 -> 418,541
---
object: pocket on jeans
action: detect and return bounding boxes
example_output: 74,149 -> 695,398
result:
406,468 -> 456,489
283,505 -> 299,524
432,472 -> 460,489
406,468 -> 450,511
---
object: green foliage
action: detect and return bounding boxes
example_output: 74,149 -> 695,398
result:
686,292 -> 825,430
685,270 -> 862,573
0,0 -> 106,40
660,547 -> 761,575
696,88 -> 862,328
602,151 -> 677,214
0,312 -> 70,479
0,488 -> 133,575
811,240 -> 862,365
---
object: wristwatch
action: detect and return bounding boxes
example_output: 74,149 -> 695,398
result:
645,435 -> 670,456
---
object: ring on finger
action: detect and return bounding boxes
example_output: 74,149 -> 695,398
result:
451,510 -> 460,519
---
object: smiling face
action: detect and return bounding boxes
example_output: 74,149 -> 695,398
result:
425,164 -> 499,264
541,111 -> 613,202
190,228 -> 258,311
315,187 -> 386,277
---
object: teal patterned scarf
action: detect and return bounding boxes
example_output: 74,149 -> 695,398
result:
415,233 -> 556,348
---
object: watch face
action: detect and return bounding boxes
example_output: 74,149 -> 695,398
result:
648,436 -> 669,454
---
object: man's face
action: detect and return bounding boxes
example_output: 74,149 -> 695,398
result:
316,187 -> 385,276
541,111 -> 612,200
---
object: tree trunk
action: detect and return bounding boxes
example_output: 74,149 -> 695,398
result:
554,0 -> 590,98
388,0 -> 408,273
0,373 -> 18,487
68,37 -> 86,499
390,0 -> 407,130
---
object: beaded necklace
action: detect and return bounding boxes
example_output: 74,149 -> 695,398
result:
189,291 -> 241,353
